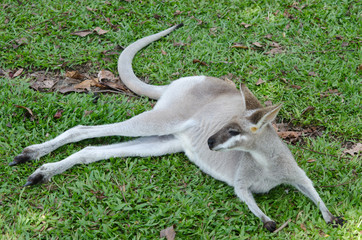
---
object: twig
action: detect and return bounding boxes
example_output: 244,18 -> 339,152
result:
273,219 -> 292,233
284,49 -> 356,55
298,146 -> 348,159
319,175 -> 358,188
27,12 -> 69,30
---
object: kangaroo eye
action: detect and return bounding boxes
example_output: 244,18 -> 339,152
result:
228,129 -> 240,136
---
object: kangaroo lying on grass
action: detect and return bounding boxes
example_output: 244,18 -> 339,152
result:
11,24 -> 344,232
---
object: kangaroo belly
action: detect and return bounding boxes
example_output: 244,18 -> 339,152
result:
175,131 -> 239,186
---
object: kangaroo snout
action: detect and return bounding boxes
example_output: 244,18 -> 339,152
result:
207,137 -> 215,150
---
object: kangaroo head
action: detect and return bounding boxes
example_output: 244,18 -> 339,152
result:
208,84 -> 282,152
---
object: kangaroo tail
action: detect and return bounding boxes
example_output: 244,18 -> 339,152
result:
118,24 -> 183,100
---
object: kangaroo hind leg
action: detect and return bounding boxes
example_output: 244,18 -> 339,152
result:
11,109 -> 189,166
24,135 -> 183,186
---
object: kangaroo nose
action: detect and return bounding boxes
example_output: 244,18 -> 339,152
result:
207,138 -> 215,149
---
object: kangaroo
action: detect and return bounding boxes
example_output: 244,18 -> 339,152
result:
11,24 -> 344,232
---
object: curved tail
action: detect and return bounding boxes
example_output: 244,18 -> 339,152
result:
118,24 -> 183,100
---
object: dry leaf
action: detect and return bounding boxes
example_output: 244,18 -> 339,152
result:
277,131 -> 302,139
174,10 -> 183,16
300,106 -> 315,116
59,86 -> 85,94
94,27 -> 108,35
98,70 -> 115,82
74,79 -> 98,90
13,68 -> 24,78
15,37 -> 28,45
300,223 -> 307,231
161,49 -> 167,55
264,34 -> 273,40
231,43 -> 249,49
252,42 -> 263,48
255,78 -> 265,85
160,225 -> 176,240
66,71 -> 85,80
193,59 -> 208,66
173,41 -> 187,47
86,6 -> 97,11
71,30 -> 93,37
308,71 -> 317,76
54,109 -> 64,119
15,105 -> 34,118
291,85 -> 302,89
307,159 -> 316,163
264,100 -> 272,106
343,143 -> 362,156
265,47 -> 284,55
31,79 -> 55,91
357,64 -> 362,71
241,22 -> 252,28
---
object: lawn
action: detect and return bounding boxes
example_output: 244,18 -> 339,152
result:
0,0 -> 361,239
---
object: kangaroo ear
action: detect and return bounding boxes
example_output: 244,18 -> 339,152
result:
240,84 -> 263,110
248,104 -> 282,132
238,84 -> 247,110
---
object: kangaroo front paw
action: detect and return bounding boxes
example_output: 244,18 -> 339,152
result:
329,216 -> 346,227
263,221 -> 277,232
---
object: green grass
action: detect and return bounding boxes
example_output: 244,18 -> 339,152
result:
0,0 -> 361,239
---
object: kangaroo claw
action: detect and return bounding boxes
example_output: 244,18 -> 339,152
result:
264,221 -> 277,232
9,154 -> 32,166
330,216 -> 346,227
23,173 -> 46,187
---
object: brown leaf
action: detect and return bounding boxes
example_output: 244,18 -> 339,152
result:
193,59 -> 208,66
277,131 -> 302,139
307,159 -> 316,163
173,10 -> 183,16
264,34 -> 273,40
264,100 -> 272,106
173,41 -> 187,47
15,37 -> 28,45
291,85 -> 301,89
300,223 -> 307,231
59,86 -> 86,94
270,42 -> 280,48
153,14 -> 162,19
71,30 -> 93,37
94,27 -> 108,35
160,225 -> 176,240
161,49 -> 167,55
308,71 -> 317,77
86,6 -> 97,11
54,109 -> 64,119
241,22 -> 252,28
74,79 -> 98,90
98,70 -> 115,82
84,110 -> 94,116
30,79 -> 55,91
12,68 -> 24,78
66,71 -> 85,80
357,64 -> 362,72
343,143 -> 362,156
15,105 -> 34,118
265,47 -> 284,55
231,43 -> 249,49
341,42 -> 349,47
300,106 -> 315,116
252,42 -> 263,48
255,78 -> 265,85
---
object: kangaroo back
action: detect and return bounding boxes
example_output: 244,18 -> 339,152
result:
118,24 -> 183,99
